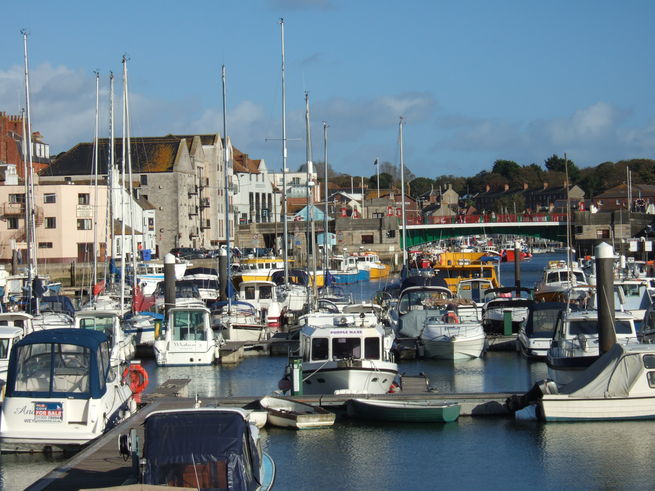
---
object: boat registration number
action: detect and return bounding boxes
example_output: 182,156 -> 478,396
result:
34,402 -> 63,423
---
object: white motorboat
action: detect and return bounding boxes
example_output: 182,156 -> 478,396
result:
481,287 -> 532,335
210,300 -> 271,344
133,260 -> 188,295
76,310 -> 135,366
394,286 -> 454,337
546,309 -> 639,386
509,344 -> 655,421
296,314 -> 397,395
259,395 -> 335,429
153,306 -> 221,366
236,280 -> 284,330
0,329 -> 137,452
0,326 -> 23,396
30,295 -> 76,331
534,260 -> 590,302
122,312 -> 163,347
517,302 -> 566,359
420,305 -> 486,360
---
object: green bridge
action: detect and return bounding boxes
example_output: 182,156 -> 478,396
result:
403,220 -> 567,248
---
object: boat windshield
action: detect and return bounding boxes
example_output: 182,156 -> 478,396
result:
398,290 -> 451,314
172,311 -> 207,341
568,320 -> 633,335
0,338 -> 9,359
14,343 -> 90,394
530,309 -> 560,337
330,336 -> 380,360
547,271 -> 585,283
80,317 -> 114,343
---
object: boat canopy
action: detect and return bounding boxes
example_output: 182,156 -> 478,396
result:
525,302 -> 565,338
5,328 -> 110,400
31,295 -> 75,318
142,409 -> 262,490
270,269 -> 309,286
559,344 -> 653,398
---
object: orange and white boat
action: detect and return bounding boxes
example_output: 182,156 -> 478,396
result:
353,252 -> 391,279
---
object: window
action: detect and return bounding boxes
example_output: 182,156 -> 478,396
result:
38,242 -> 53,249
78,193 -> 90,205
644,355 -> 655,369
77,219 -> 92,230
45,217 -> 56,229
141,194 -> 148,202
332,337 -> 361,359
648,372 -> 655,389
9,194 -> 25,204
361,234 -> 374,244
7,217 -> 18,229
43,193 -> 56,204
364,337 -> 380,359
140,174 -> 148,185
311,338 -> 329,361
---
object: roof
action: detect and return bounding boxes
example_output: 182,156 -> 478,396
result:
46,134 -> 220,176
595,183 -> 655,199
232,147 -> 261,174
15,328 -> 107,350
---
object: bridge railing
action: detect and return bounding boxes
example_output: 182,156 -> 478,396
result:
417,213 -> 568,225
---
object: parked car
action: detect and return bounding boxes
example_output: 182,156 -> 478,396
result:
169,247 -> 206,259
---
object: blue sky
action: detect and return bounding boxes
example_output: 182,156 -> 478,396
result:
2,0 -> 655,179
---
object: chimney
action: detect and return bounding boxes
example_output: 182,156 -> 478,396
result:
543,182 -> 549,190
504,183 -> 509,192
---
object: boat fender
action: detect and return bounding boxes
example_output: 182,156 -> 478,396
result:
388,382 -> 400,393
123,363 -> 149,403
443,312 -> 460,324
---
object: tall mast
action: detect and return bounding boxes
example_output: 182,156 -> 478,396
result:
21,30 -> 36,297
399,117 -> 407,268
104,72 -> 115,284
280,18 -> 289,284
120,57 -> 127,310
221,65 -> 231,310
322,122 -> 329,278
565,152 -> 572,276
92,71 -> 100,291
123,57 -> 138,300
304,92 -> 317,305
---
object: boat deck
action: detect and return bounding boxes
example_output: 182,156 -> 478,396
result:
26,379 -> 517,490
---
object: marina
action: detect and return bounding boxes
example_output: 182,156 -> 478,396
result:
0,252 -> 653,489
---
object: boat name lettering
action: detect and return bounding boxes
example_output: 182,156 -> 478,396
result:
13,404 -> 35,416
330,330 -> 363,335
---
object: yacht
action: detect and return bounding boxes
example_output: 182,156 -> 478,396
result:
296,313 -> 397,395
534,260 -> 590,302
154,306 -> 221,366
482,287 -> 533,335
394,286 -> 454,337
0,329 -> 137,452
420,304 -> 486,360
517,302 -> 566,359
546,309 -> 639,386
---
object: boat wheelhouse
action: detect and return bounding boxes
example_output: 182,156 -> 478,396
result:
517,302 -> 566,359
76,310 -> 135,366
432,251 -> 500,295
298,316 -> 397,395
534,260 -> 590,302
0,329 -> 135,452
154,306 -> 220,366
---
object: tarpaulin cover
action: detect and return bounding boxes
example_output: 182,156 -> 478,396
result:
143,409 -> 261,491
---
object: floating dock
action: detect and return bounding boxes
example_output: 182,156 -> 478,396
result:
26,378 -> 518,490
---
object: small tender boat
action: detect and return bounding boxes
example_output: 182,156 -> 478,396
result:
260,395 -> 335,429
119,407 -> 275,490
346,398 -> 461,423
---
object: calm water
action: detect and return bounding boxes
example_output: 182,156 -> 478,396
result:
5,252 -> 655,490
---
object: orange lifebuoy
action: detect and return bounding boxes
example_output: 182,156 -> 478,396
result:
444,312 -> 460,324
123,364 -> 149,403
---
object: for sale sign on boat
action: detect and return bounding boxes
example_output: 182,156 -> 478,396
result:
34,402 -> 63,423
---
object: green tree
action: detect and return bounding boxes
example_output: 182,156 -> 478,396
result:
492,160 -> 521,178
544,154 -> 580,182
367,172 -> 393,190
494,193 -> 526,214
409,177 -> 434,197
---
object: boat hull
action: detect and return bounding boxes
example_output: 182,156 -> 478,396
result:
302,363 -> 397,395
346,398 -> 461,423
154,341 -> 217,366
540,396 -> 655,421
422,335 -> 485,360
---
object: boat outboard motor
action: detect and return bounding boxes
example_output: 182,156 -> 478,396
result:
505,379 -> 559,413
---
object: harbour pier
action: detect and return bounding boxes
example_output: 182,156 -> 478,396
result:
26,378 -> 517,490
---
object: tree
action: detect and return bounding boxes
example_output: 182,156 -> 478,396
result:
368,172 -> 393,190
494,193 -> 526,214
492,160 -> 521,178
544,154 -> 580,182
297,160 -> 338,178
409,177 -> 434,198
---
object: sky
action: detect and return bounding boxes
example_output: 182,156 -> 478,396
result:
2,0 -> 655,180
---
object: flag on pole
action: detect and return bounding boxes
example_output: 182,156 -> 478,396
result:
374,158 -> 379,166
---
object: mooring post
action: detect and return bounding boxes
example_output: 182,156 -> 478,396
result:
595,241 -> 616,354
164,253 -> 176,315
514,240 -> 521,295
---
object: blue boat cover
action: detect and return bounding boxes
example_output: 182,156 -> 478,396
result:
269,269 -> 309,286
143,410 -> 262,490
31,295 -> 76,318
5,328 -> 109,399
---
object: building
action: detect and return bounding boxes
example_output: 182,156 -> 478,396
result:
0,167 -> 153,263
271,168 -> 319,218
43,133 -> 234,255
0,112 -> 51,177
232,149 -> 278,224
592,183 -> 655,212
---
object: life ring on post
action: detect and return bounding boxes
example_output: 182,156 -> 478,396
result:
123,363 -> 149,403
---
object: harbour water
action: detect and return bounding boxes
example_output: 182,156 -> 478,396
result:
3,252 -> 655,489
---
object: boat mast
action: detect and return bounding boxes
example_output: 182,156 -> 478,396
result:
565,152 -> 572,279
92,71 -> 100,293
322,122 -> 329,279
399,117 -> 408,268
21,31 -> 37,303
280,18 -> 289,285
120,57 -> 127,310
123,57 -> 139,300
305,92 -> 318,305
221,65 -> 232,311
104,72 -> 115,285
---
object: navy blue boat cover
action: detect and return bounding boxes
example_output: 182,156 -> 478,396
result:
143,409 -> 262,490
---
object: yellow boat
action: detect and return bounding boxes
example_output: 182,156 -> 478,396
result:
235,257 -> 325,287
353,252 -> 391,279
433,251 -> 500,294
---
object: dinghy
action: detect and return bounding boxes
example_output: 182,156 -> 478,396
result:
260,395 -> 335,429
346,398 -> 461,423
